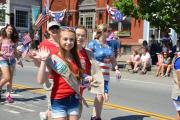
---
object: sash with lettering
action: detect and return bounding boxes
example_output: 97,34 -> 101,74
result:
46,54 -> 88,107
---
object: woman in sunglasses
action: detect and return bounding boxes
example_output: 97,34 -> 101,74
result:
87,24 -> 121,120
28,21 -> 60,120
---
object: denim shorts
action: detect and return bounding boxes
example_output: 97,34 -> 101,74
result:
0,59 -> 16,67
51,94 -> 80,118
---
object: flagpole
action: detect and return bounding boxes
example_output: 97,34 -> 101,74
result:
46,0 -> 49,27
106,0 -> 110,24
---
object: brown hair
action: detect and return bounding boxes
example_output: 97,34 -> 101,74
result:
1,24 -> 19,43
76,25 -> 87,35
59,29 -> 83,80
95,24 -> 108,39
133,49 -> 138,55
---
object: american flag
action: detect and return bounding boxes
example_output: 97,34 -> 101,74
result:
50,9 -> 66,22
35,7 -> 49,29
22,34 -> 32,45
106,4 -> 126,22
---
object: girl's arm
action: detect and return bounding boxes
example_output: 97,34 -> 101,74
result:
37,60 -> 48,84
36,47 -> 50,84
167,57 -> 172,65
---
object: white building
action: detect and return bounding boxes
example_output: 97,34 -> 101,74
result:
0,0 -> 41,35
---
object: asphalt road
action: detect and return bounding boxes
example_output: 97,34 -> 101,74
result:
0,61 -> 176,120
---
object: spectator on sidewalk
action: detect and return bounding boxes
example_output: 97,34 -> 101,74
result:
149,34 -> 161,65
161,52 -> 172,77
142,40 -> 149,49
133,47 -> 151,74
156,52 -> 172,77
126,49 -> 140,71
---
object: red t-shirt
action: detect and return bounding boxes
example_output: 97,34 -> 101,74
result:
39,39 -> 59,79
78,48 -> 91,75
38,39 -> 59,55
78,48 -> 91,95
51,55 -> 79,99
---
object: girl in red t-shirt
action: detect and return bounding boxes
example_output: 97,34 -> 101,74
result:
28,21 -> 60,120
37,28 -> 83,120
76,26 -> 92,117
76,26 -> 92,92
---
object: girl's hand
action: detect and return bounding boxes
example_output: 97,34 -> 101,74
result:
4,52 -> 12,57
28,50 -> 40,59
86,76 -> 93,82
37,47 -> 50,61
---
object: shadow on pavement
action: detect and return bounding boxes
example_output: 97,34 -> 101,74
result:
111,115 -> 149,120
13,95 -> 46,102
13,88 -> 43,93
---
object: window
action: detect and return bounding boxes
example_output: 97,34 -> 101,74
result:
120,17 -> 131,36
15,10 -> 28,28
85,17 -> 93,29
109,17 -> 131,36
80,17 -> 83,25
0,9 -> 5,26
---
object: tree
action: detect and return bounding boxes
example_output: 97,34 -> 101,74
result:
113,0 -> 180,33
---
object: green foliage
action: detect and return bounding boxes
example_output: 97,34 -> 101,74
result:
113,0 -> 180,33
0,9 -> 5,22
0,2 -> 8,23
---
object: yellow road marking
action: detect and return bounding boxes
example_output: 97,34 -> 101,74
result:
13,84 -> 174,120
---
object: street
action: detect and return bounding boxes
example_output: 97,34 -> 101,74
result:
0,61 -> 176,120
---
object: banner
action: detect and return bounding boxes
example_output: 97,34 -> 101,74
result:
32,5 -> 40,24
49,9 -> 66,23
106,4 -> 126,22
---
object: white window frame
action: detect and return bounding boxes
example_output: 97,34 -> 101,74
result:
78,12 -> 95,29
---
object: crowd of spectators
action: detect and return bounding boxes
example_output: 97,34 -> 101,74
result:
126,33 -> 179,76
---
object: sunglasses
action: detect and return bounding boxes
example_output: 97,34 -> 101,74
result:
60,26 -> 75,32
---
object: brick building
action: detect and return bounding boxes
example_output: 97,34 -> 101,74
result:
41,0 -> 145,53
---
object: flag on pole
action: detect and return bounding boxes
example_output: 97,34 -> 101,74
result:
35,7 -> 49,29
22,34 -> 32,45
106,4 -> 126,22
50,9 -> 66,22
35,0 -> 49,29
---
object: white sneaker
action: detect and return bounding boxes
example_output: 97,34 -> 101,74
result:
40,112 -> 48,120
